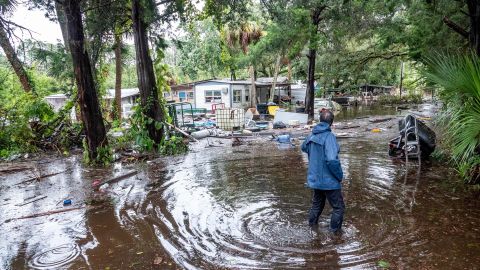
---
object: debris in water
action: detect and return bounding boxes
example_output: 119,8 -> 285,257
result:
369,117 -> 393,123
14,195 -> 48,206
5,206 -> 86,223
153,256 -> 163,265
377,260 -> 390,268
15,170 -> 69,185
92,170 -> 138,190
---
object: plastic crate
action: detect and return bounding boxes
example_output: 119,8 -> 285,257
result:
215,108 -> 245,131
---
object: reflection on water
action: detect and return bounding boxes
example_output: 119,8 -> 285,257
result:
1,106 -> 480,269
28,243 -> 80,269
335,105 -> 398,121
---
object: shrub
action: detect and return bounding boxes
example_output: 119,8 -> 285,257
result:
425,53 -> 480,183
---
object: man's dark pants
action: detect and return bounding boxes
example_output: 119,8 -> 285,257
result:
308,189 -> 345,232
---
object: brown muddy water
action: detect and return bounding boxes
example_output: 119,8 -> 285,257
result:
1,104 -> 480,269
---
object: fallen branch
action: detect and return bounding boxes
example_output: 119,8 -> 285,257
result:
15,170 -> 69,186
15,195 -> 48,206
0,164 -> 33,174
4,206 -> 85,223
93,170 -> 138,189
165,122 -> 199,142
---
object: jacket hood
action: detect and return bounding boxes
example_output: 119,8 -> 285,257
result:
313,122 -> 331,134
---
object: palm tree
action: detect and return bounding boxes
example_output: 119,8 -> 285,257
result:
223,21 -> 263,108
426,53 -> 480,183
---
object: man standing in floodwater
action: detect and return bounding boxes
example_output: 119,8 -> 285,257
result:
301,109 -> 345,233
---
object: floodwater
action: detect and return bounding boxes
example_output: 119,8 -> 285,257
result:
1,104 -> 480,269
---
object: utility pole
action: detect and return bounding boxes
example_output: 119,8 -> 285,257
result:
399,62 -> 404,98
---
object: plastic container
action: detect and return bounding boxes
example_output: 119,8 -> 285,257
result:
277,134 -> 291,143
268,105 -> 280,116
215,108 -> 245,131
191,129 -> 212,139
256,104 -> 268,115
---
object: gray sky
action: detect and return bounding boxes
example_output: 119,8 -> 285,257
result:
11,4 -> 63,44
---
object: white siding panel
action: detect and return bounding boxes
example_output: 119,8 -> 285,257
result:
194,82 -> 232,111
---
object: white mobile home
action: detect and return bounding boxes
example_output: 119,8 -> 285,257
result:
44,88 -> 140,120
193,80 -> 250,111
191,77 -> 291,111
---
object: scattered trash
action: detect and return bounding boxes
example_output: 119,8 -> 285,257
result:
245,108 -> 260,121
273,121 -> 287,129
268,105 -> 280,116
63,199 -> 72,206
288,120 -> 300,127
371,128 -> 381,133
388,114 -> 436,159
92,180 -> 102,187
215,108 -> 245,131
277,134 -> 291,144
191,129 -> 212,139
273,111 -> 309,125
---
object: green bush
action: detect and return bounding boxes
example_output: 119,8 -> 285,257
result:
0,93 -> 56,158
377,94 -> 423,105
426,53 -> 480,184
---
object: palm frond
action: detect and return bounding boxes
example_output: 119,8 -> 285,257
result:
426,53 -> 480,166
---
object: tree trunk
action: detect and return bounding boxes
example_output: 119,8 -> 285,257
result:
467,0 -> 480,54
287,59 -> 292,82
249,65 -> 257,108
54,1 -> 69,50
114,33 -> 123,120
132,0 -> 164,146
305,6 -> 325,120
0,21 -> 32,92
269,54 -> 282,103
305,48 -> 316,119
62,0 -> 108,161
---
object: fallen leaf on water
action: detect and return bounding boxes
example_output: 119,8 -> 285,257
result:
378,260 -> 390,268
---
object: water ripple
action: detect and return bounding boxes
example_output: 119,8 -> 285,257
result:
28,243 -> 80,269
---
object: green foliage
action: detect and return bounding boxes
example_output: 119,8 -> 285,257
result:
377,260 -> 390,269
175,18 -> 229,81
128,103 -> 157,151
377,94 -> 423,105
104,44 -> 138,89
426,53 -> 480,183
0,92 -> 55,158
83,139 -> 113,166
160,135 -> 188,155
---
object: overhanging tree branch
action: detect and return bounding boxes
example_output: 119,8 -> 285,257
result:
443,16 -> 469,38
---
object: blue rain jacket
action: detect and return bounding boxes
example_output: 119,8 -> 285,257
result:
301,122 -> 343,190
